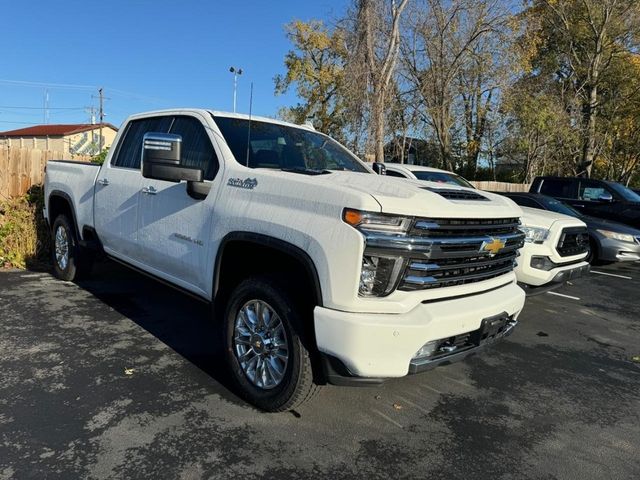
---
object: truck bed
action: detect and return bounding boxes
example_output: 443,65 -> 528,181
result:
44,160 -> 101,235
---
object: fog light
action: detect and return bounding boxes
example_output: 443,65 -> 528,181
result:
530,255 -> 555,271
413,340 -> 438,360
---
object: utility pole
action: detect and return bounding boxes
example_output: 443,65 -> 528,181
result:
98,88 -> 104,152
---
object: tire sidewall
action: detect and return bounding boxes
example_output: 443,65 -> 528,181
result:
223,277 -> 306,411
51,215 -> 77,281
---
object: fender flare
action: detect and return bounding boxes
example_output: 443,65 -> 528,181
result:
213,232 -> 323,307
48,190 -> 82,240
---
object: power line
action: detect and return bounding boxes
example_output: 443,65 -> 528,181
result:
0,105 -> 85,110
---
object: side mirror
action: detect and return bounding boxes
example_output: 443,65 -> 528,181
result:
597,192 -> 613,203
372,162 -> 387,175
141,132 -> 203,183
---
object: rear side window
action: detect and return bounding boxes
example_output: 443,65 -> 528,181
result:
169,116 -> 218,181
112,117 -> 173,169
538,178 -> 577,198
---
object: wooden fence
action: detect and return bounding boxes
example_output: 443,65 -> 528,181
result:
471,180 -> 530,192
0,147 -> 91,199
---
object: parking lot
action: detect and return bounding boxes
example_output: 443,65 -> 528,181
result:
1,261 -> 639,480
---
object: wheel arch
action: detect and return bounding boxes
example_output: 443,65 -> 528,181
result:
213,232 -> 324,309
48,190 -> 81,239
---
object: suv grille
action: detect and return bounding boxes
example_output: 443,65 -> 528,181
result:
399,218 -> 524,291
556,227 -> 589,257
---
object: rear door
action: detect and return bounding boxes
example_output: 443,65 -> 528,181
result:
136,114 -> 221,293
94,116 -> 172,261
537,178 -> 581,209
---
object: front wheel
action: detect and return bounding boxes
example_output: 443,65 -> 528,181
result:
223,276 -> 321,412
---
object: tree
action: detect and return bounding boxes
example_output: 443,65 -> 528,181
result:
350,0 -> 409,162
404,0 -> 508,172
521,0 -> 640,176
274,20 -> 349,140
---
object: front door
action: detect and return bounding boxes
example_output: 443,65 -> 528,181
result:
137,114 -> 221,294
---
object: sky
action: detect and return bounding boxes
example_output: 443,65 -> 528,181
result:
0,0 -> 348,132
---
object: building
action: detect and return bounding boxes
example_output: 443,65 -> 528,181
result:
0,123 -> 118,156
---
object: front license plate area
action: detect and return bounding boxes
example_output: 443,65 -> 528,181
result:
471,312 -> 509,345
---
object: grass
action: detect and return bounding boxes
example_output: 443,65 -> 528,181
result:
0,185 -> 50,269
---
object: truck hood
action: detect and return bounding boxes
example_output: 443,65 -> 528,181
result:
520,206 -> 586,229
326,171 -> 522,219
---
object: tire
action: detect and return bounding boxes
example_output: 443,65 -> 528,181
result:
586,237 -> 601,265
51,214 -> 93,281
223,275 -> 321,412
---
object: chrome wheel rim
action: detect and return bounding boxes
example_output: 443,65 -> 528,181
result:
234,300 -> 289,390
54,225 -> 69,271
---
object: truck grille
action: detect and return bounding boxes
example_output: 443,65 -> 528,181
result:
398,218 -> 524,291
556,227 -> 589,257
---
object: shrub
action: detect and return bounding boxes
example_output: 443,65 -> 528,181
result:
0,185 -> 50,269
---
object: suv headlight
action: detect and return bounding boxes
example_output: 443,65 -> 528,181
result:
522,226 -> 549,244
343,209 -> 411,296
596,229 -> 635,243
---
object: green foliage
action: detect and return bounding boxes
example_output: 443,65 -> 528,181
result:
0,185 -> 49,269
92,148 -> 109,165
274,20 -> 350,141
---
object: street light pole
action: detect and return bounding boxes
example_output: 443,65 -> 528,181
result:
229,66 -> 243,113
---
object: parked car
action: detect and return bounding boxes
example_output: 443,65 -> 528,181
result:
515,207 -> 590,294
384,163 -> 475,188
530,176 -> 640,229
44,109 -> 526,412
501,192 -> 640,264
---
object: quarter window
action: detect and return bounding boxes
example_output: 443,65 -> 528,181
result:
538,178 -> 577,198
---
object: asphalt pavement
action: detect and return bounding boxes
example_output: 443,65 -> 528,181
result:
1,261 -> 639,479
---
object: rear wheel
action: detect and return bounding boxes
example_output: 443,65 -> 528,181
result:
223,276 -> 321,412
51,215 -> 93,281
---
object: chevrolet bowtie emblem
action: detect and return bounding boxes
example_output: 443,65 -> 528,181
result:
481,237 -> 506,256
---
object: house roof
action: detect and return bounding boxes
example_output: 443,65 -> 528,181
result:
0,123 -> 118,137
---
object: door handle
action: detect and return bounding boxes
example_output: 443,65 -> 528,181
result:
141,186 -> 157,195
97,178 -> 109,186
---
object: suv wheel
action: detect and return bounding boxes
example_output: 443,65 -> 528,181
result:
223,276 -> 321,412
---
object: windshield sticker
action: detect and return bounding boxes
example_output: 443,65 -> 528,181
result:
227,177 -> 258,190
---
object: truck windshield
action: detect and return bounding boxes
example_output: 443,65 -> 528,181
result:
606,181 -> 640,202
212,115 -> 369,174
539,197 -> 581,217
412,171 -> 474,188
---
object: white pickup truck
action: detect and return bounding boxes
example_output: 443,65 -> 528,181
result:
44,109 -> 526,411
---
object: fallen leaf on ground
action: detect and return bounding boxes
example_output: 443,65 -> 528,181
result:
124,368 -> 134,375
632,356 -> 640,363
393,403 -> 403,410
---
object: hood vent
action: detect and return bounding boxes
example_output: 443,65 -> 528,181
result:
422,187 -> 488,201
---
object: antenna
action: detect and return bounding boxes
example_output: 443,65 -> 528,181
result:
245,82 -> 253,167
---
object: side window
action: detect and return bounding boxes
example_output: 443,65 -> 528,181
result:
385,169 -> 408,178
112,117 -> 173,169
579,180 -> 612,201
169,116 -> 219,181
539,178 -> 576,198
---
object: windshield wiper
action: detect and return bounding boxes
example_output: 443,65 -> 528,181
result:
280,167 -> 332,176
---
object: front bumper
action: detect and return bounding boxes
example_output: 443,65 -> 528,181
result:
519,261 -> 590,295
313,281 -> 525,380
597,236 -> 640,262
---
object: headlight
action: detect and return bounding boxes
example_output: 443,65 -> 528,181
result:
521,226 -> 549,244
359,255 -> 406,296
343,208 -> 412,233
596,229 -> 635,243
